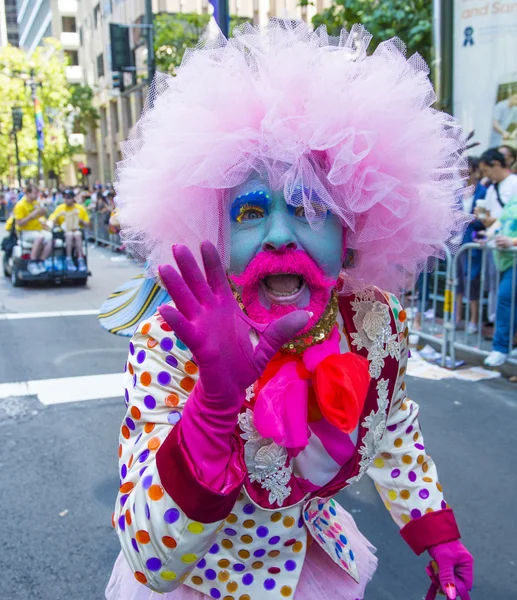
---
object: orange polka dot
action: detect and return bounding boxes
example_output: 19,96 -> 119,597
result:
221,539 -> 233,549
394,438 -> 403,448
131,406 -> 141,420
283,516 -> 295,528
281,586 -> 293,597
191,576 -> 203,585
218,571 -> 230,582
185,361 -> 198,375
402,455 -> 412,465
144,422 -> 155,434
227,581 -> 238,593
118,444 -> 122,458
147,338 -> 158,349
238,550 -> 250,559
180,377 -> 195,392
270,512 -> 282,522
226,514 -> 238,524
268,550 -> 280,558
398,310 -> 407,322
417,455 -> 425,465
243,520 -> 255,529
436,482 -> 443,492
240,535 -> 253,544
423,477 -> 433,483
128,362 -> 134,376
148,437 -> 161,451
218,559 -> 230,568
140,372 -> 152,386
422,462 -> 429,473
136,530 -> 150,544
121,425 -> 130,439
141,323 -> 151,335
111,513 -> 116,528
134,571 -> 147,584
120,481 -> 134,494
252,561 -> 263,569
162,536 -> 177,549
127,454 -> 134,468
165,393 -> 180,407
426,508 -> 434,514
400,490 -> 411,500
292,541 -> 303,552
125,509 -> 132,526
148,484 -> 164,501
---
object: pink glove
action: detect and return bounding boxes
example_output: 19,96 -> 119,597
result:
158,242 -> 309,486
425,541 -> 474,600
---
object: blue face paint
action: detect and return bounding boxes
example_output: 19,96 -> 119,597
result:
229,177 -> 343,278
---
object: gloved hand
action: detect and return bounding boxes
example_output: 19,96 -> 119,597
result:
158,242 -> 309,487
425,540 -> 474,600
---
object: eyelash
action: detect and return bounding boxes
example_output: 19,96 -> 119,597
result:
236,203 -> 266,223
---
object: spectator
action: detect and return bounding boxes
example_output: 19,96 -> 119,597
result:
12,185 -> 52,274
498,144 -> 517,171
484,194 -> 517,367
47,189 -> 89,272
490,93 -> 517,147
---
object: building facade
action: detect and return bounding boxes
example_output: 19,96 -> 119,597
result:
1,0 -> 19,46
77,0 -> 330,185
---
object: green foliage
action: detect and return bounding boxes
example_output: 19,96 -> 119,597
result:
0,38 -> 79,183
312,0 -> 432,64
69,84 -> 99,134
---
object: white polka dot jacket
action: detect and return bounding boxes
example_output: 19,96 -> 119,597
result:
113,288 -> 461,597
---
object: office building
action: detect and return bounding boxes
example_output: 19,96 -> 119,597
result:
1,0 -> 19,46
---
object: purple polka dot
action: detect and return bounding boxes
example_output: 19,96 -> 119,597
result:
208,544 -> 219,554
419,489 -> 430,500
256,526 -> 269,538
158,371 -> 171,386
132,374 -> 137,388
254,549 -> 266,558
242,573 -> 254,585
144,395 -> 156,409
138,449 -> 150,463
285,560 -> 297,571
164,508 -> 180,524
145,503 -> 150,519
135,432 -> 142,445
167,411 -> 181,425
408,471 -> 417,483
139,466 -> 147,477
124,389 -> 129,404
209,588 -> 221,599
146,557 -> 162,571
120,494 -> 128,507
268,536 -> 280,545
118,515 -> 125,531
411,509 -> 422,519
129,342 -> 135,355
391,469 -> 401,478
415,443 -> 425,450
243,503 -> 255,515
224,528 -> 237,536
121,464 -> 127,479
233,563 -> 246,572
136,350 -> 146,364
406,425 -> 413,434
142,475 -> 153,489
160,337 -> 174,352
197,558 -> 206,569
126,417 -> 135,431
298,517 -> 304,528
441,500 -> 447,509
131,538 -> 139,552
264,578 -> 276,591
165,355 -> 178,369
387,424 -> 397,432
205,569 -> 216,580
124,362 -> 127,373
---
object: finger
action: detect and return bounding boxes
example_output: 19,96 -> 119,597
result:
262,311 -> 310,350
158,304 -> 196,350
158,264 -> 199,320
437,564 -> 457,600
455,554 -> 474,590
201,240 -> 232,297
173,244 -> 212,304
456,580 -> 471,600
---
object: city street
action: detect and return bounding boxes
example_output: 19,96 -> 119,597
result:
0,245 -> 516,600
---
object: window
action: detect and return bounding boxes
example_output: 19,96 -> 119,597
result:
65,50 -> 79,66
79,26 -> 83,45
62,16 -> 77,33
103,0 -> 113,15
94,4 -> 101,28
97,53 -> 105,78
111,102 -> 119,133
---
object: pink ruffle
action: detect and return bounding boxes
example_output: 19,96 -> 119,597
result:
105,510 -> 377,600
116,19 -> 469,294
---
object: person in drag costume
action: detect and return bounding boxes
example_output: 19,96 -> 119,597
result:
106,20 -> 474,600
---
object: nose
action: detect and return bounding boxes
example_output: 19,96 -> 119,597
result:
261,210 -> 299,253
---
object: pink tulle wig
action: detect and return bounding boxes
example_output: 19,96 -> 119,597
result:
115,19 -> 469,294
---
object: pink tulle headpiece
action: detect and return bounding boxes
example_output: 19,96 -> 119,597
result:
116,19 -> 469,294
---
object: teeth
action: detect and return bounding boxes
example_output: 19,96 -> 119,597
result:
268,286 -> 301,297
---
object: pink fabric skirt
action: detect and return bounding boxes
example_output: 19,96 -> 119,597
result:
106,512 -> 377,600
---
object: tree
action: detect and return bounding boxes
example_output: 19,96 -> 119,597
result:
68,83 -> 99,135
311,0 -> 432,65
0,38 -> 77,183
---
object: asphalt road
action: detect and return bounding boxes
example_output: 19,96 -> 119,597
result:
0,246 -> 516,600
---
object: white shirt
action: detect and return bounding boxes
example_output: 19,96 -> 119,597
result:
485,174 -> 517,220
490,99 -> 517,146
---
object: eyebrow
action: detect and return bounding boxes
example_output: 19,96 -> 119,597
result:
230,190 -> 271,220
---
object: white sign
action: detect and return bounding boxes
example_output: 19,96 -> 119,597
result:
453,0 -> 517,151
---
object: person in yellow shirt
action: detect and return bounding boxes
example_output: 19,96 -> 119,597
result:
12,185 -> 52,275
48,189 -> 90,272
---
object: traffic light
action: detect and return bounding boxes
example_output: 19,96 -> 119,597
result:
12,107 -> 23,132
112,72 -> 124,92
81,167 -> 91,176
110,24 -> 131,72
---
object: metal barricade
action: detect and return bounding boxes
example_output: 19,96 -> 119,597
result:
87,211 -> 123,251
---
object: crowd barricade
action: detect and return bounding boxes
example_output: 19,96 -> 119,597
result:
0,203 -> 7,221
86,211 -> 123,251
406,242 -> 517,368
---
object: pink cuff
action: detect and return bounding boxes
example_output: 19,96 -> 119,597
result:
156,422 -> 246,524
400,508 -> 461,556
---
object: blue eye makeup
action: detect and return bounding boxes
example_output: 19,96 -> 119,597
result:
231,190 -> 271,223
288,186 -> 328,221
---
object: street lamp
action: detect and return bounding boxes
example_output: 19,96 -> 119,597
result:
11,107 -> 23,185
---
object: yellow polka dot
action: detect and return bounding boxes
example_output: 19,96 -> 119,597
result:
417,455 -> 425,465
161,571 -> 177,581
218,570 -> 230,582
281,586 -> 293,597
413,432 -> 420,441
384,500 -> 391,511
283,516 -> 295,528
270,512 -> 282,522
187,522 -> 204,534
227,581 -> 238,593
394,438 -> 403,448
292,541 -> 303,552
388,490 -> 397,501
402,454 -> 412,465
423,477 -> 433,483
400,490 -> 411,500
373,458 -> 385,468
436,482 -> 443,492
226,514 -> 238,524
401,402 -> 408,411
426,508 -> 434,514
401,514 -> 411,524
181,554 -> 198,564
218,559 -> 230,568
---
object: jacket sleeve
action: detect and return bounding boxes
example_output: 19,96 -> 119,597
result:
366,294 -> 460,555
113,313 -> 245,592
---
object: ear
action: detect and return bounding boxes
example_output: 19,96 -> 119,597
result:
343,248 -> 355,269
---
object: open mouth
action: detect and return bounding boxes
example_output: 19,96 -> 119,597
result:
261,273 -> 307,304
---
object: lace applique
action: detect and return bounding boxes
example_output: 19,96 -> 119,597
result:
346,378 -> 389,485
350,289 -> 400,378
238,408 -> 292,507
